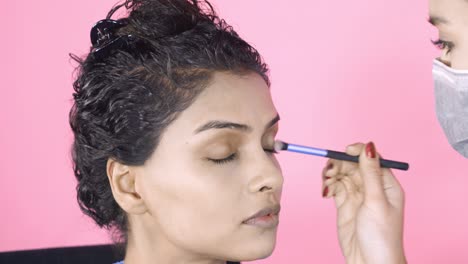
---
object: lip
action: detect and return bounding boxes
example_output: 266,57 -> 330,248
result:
242,204 -> 281,228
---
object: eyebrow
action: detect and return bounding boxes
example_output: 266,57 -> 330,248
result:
428,15 -> 449,26
194,114 -> 280,134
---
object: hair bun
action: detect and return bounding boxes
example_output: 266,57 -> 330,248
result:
110,0 -> 217,41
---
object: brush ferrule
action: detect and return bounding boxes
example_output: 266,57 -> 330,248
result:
286,144 -> 327,157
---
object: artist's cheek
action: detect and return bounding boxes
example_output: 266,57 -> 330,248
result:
452,43 -> 468,69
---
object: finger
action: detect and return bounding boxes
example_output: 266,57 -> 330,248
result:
323,176 -> 360,209
340,176 -> 359,196
322,177 -> 336,198
322,160 -> 334,180
381,168 -> 405,208
364,147 -> 404,204
359,142 -> 386,202
322,177 -> 345,205
330,143 -> 364,176
345,143 -> 365,156
322,160 -> 339,199
323,159 -> 343,179
322,173 -> 358,198
332,180 -> 347,207
323,157 -> 362,191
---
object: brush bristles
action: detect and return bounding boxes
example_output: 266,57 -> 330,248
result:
274,140 -> 288,152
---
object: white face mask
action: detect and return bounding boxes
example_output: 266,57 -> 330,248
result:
432,59 -> 468,158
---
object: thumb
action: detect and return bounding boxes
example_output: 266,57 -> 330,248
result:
359,142 -> 386,202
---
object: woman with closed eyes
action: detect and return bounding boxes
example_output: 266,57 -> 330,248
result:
70,0 -> 406,263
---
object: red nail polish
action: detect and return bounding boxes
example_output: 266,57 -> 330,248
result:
322,186 -> 329,197
365,142 -> 376,158
326,163 -> 334,170
325,176 -> 332,180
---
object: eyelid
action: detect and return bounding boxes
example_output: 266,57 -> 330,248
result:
431,38 -> 454,52
264,148 -> 278,154
207,153 -> 237,164
267,124 -> 279,134
207,146 -> 277,165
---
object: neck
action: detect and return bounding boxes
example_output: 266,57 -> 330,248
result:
123,217 -> 226,264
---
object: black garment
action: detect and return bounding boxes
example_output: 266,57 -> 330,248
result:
0,244 -> 122,264
0,245 -> 242,264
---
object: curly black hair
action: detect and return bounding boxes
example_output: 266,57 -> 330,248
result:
70,0 -> 269,243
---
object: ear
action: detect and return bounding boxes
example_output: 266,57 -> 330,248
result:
107,158 -> 147,215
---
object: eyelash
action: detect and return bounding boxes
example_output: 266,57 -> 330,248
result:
208,149 -> 277,165
432,39 -> 454,53
209,153 -> 237,164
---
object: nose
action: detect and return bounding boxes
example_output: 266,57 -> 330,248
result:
438,55 -> 451,67
247,151 -> 284,197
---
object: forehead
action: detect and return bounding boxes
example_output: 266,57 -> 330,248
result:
174,71 -> 276,131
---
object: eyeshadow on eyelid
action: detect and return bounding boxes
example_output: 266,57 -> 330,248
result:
208,144 -> 230,153
192,127 -> 277,155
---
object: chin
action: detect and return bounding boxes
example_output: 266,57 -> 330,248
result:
229,228 -> 278,261
249,242 -> 276,260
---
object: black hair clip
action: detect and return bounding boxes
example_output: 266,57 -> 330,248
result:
90,19 -> 134,59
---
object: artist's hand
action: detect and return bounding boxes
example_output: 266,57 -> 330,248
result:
321,142 -> 406,264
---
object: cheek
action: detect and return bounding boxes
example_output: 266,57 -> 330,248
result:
451,41 -> 468,69
273,157 -> 284,200
141,160 -> 243,244
271,154 -> 281,170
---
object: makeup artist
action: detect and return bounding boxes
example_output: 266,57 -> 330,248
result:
321,1 -> 467,263
429,0 -> 468,158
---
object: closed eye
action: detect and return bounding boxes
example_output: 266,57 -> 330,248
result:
208,153 -> 237,164
264,148 -> 277,154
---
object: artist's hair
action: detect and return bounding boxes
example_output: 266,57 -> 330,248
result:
69,0 -> 269,243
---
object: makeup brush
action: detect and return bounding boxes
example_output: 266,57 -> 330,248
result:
274,140 -> 409,171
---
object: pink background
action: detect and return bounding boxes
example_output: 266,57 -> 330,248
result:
1,0 -> 467,263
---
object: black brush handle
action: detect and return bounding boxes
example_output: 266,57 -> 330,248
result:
326,150 -> 409,171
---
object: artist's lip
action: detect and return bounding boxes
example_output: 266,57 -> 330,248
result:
242,204 -> 281,228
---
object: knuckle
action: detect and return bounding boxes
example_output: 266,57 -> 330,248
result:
346,142 -> 365,155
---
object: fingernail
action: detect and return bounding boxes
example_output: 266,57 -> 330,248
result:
325,176 -> 332,180
365,142 -> 376,159
322,186 -> 329,197
326,163 -> 334,170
